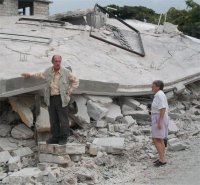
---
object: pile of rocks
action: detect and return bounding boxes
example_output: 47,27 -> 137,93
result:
0,81 -> 200,184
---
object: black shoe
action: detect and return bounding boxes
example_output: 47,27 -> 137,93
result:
59,137 -> 68,145
153,159 -> 159,164
46,138 -> 59,144
154,160 -> 167,167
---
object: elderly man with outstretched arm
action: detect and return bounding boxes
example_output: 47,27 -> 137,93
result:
22,55 -> 79,145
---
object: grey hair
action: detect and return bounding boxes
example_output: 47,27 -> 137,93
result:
51,55 -> 62,62
153,80 -> 164,90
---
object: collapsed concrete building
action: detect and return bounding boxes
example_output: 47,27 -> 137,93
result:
0,0 -> 51,16
0,3 -> 200,185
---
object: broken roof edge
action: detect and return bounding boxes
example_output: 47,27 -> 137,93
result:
1,72 -> 200,98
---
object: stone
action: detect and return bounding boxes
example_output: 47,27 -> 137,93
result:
168,120 -> 179,134
0,124 -> 12,137
71,96 -> 90,128
105,104 -> 123,123
12,147 -> 34,158
70,154 -> 82,162
124,110 -> 150,122
84,95 -> 113,104
0,151 -> 12,163
38,142 -> 86,155
121,104 -> 133,115
9,97 -> 34,127
76,167 -> 98,184
168,138 -> 186,151
39,153 -> 71,164
61,174 -> 77,185
114,124 -> 128,133
87,100 -> 109,121
7,168 -> 41,183
0,138 -> 18,151
90,137 -> 125,155
0,173 -> 7,180
8,156 -> 22,172
123,98 -> 140,109
108,123 -> 115,132
36,107 -> 50,132
98,128 -> 108,135
121,116 -> 136,126
11,124 -> 34,139
96,120 -> 107,128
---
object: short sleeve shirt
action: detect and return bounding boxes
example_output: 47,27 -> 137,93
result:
151,90 -> 169,114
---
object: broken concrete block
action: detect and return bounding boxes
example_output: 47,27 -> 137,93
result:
0,151 -> 12,163
84,95 -> 113,104
70,96 -> 90,128
123,98 -> 140,109
76,167 -> 98,184
7,168 -> 41,183
168,120 -> 179,134
9,97 -> 33,127
0,173 -> 7,181
0,124 -> 12,137
39,153 -> 71,164
11,124 -> 34,139
124,110 -> 150,122
121,116 -> 136,126
108,123 -> 115,132
0,138 -> 18,151
121,104 -> 133,115
70,154 -> 82,162
114,124 -> 128,133
90,137 -> 125,155
168,138 -> 186,151
87,100 -> 108,121
61,173 -> 77,185
12,147 -> 34,158
38,142 -> 86,155
8,156 -> 22,172
98,128 -> 108,135
96,120 -> 107,128
105,104 -> 122,123
36,107 -> 50,132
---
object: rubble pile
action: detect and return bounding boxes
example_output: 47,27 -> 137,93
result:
0,80 -> 200,184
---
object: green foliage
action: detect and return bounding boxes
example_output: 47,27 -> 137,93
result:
106,0 -> 200,38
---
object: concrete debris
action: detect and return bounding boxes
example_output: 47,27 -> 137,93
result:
70,96 -> 90,128
39,153 -> 71,164
87,100 -> 109,121
96,120 -> 108,128
8,156 -> 22,172
114,124 -> 128,133
0,151 -> 12,163
90,137 -> 125,155
36,107 -> 50,132
0,138 -> 18,151
168,120 -> 179,134
9,97 -> 34,127
85,95 -> 113,104
121,115 -> 137,126
11,124 -> 34,139
105,104 -> 123,123
12,147 -> 34,158
168,138 -> 187,151
0,173 -> 7,181
0,124 -> 12,137
76,167 -> 99,184
38,142 -> 86,155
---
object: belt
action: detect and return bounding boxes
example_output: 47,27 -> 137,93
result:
50,95 -> 60,97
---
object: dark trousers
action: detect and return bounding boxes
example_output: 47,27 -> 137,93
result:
48,95 -> 70,140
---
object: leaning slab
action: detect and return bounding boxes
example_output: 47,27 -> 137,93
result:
38,142 -> 86,155
90,137 -> 125,155
36,107 -> 50,132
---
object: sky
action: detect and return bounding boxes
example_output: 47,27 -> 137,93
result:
49,0 -> 200,14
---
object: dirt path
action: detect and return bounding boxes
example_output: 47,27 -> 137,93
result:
136,136 -> 200,185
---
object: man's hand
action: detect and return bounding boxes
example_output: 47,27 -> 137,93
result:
68,88 -> 73,96
21,73 -> 31,78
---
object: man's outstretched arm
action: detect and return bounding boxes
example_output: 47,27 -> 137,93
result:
21,72 -> 45,80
